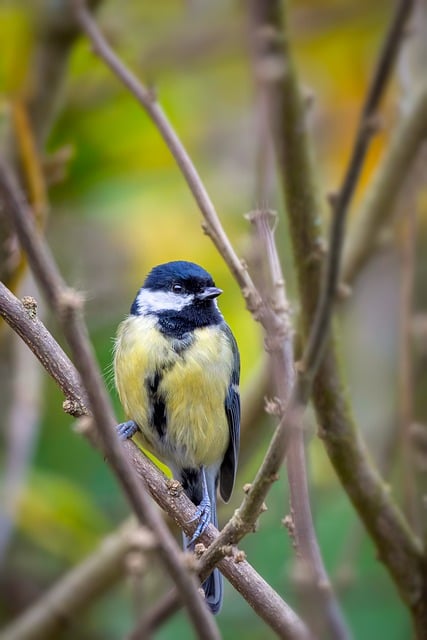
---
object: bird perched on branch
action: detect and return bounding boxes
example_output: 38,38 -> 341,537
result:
114,260 -> 240,614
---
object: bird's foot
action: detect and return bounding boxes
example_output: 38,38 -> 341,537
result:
117,420 -> 139,440
187,495 -> 211,545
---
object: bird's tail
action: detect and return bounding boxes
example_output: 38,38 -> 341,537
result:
183,469 -> 223,614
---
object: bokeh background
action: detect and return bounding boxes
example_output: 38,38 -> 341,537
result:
1,0 -> 425,638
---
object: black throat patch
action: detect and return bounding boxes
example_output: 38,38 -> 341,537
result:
156,300 -> 222,340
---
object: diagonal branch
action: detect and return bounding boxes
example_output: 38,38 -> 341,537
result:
68,0 -> 426,635
0,520 -> 138,640
70,10 -> 326,636
302,0 -> 415,379
0,158 -> 220,640
248,5 -> 351,636
72,0 -> 261,316
252,0 -> 427,636
72,0 -> 300,562
0,280 -> 311,640
342,82 -> 427,284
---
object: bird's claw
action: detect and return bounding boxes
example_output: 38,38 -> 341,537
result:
187,495 -> 211,545
117,420 -> 139,440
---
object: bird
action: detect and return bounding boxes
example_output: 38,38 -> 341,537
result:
113,260 -> 240,614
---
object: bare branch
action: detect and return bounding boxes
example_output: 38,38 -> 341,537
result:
342,83 -> 427,283
303,0 -> 414,381
72,0 -> 261,316
248,0 -> 427,635
398,206 -> 420,530
0,0 -> 103,287
0,520 -> 138,640
0,158 -> 221,640
64,0 -> 426,634
69,11 -> 324,636
0,284 -> 86,412
194,209 -> 347,639
125,590 -> 179,640
0,280 -> 311,639
0,284 -> 43,563
123,439 -> 312,640
248,6 -> 350,637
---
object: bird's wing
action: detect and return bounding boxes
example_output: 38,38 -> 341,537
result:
219,323 -> 240,502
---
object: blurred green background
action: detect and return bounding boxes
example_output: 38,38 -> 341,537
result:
0,0 -> 419,638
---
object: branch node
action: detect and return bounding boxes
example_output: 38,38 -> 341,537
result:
125,550 -> 147,577
327,191 -> 339,209
166,478 -> 183,498
183,550 -> 200,569
58,287 -> 85,315
305,238 -> 327,265
146,83 -> 158,103
253,26 -> 287,83
303,87 -> 315,111
282,513 -> 295,536
245,209 -> 277,231
73,415 -> 94,436
264,396 -> 284,416
363,113 -> 383,136
129,526 -> 158,551
244,288 -> 263,318
200,220 -> 212,236
63,396 -> 87,417
294,359 -> 305,374
336,281 -> 352,301
234,550 -> 247,563
21,295 -> 38,319
193,542 -> 207,560
219,544 -> 234,557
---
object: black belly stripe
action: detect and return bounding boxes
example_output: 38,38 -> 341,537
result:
144,332 -> 195,441
146,371 -> 167,439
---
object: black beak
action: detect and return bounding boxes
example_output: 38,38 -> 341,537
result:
197,286 -> 223,301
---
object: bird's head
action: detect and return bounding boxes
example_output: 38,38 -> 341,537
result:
130,261 -> 223,318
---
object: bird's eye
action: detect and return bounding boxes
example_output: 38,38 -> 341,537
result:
172,283 -> 183,294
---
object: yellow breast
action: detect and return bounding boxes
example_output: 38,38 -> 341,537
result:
114,315 -> 232,469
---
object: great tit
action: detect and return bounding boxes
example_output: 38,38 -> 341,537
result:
114,260 -> 240,614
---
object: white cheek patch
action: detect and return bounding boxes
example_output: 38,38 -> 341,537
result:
136,288 -> 194,314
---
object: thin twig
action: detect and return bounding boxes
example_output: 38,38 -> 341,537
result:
0,158 -> 221,640
11,102 -> 48,223
123,438 -> 312,640
0,282 -> 42,564
0,520 -> 138,640
248,5 -> 350,637
126,591 -> 179,640
198,211 -> 346,640
74,0 -> 299,554
70,0 -> 427,635
342,82 -> 427,284
0,281 -> 311,640
398,206 -> 419,531
249,32 -> 341,634
252,0 -> 427,635
73,0 -> 261,316
71,10 -> 317,635
0,0 -> 103,288
303,0 -> 415,380
73,6 -> 340,638
0,286 -> 86,412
